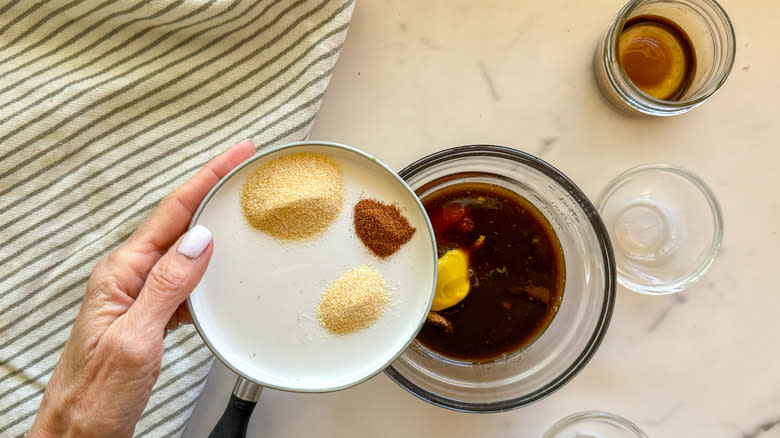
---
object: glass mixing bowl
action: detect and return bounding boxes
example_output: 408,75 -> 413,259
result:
385,145 -> 616,412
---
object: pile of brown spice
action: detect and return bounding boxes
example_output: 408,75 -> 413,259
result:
318,266 -> 388,335
353,199 -> 416,258
240,152 -> 343,241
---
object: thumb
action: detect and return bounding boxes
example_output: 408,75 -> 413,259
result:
128,225 -> 213,333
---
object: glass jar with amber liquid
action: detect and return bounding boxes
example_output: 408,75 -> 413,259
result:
594,0 -> 735,116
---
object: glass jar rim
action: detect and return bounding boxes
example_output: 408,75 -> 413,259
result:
602,0 -> 736,114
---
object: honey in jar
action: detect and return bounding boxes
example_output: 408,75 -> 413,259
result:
619,15 -> 696,101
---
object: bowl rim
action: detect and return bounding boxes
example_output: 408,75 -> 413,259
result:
384,144 -> 617,412
542,410 -> 649,438
596,163 -> 724,295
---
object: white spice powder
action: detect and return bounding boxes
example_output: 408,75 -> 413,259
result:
318,265 -> 388,335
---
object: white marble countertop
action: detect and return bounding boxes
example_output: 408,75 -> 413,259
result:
183,1 -> 779,436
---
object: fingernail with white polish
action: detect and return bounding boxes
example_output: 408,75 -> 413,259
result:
178,225 -> 212,259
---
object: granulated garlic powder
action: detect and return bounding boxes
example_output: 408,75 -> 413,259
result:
318,266 -> 387,335
240,152 -> 344,241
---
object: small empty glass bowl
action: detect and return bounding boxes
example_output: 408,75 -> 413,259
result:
543,411 -> 648,438
385,145 -> 616,412
597,164 -> 723,294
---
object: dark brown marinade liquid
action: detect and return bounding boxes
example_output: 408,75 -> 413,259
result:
417,182 -> 565,362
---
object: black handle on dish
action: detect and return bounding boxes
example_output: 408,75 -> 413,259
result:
209,377 -> 262,438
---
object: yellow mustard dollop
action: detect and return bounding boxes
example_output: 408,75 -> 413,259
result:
431,249 -> 470,311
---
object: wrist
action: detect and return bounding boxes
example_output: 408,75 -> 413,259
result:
30,383 -> 133,438
28,390 -> 80,438
28,417 -> 66,438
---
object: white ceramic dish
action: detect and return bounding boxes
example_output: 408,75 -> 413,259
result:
187,141 -> 437,392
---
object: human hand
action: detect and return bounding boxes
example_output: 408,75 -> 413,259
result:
27,140 -> 256,438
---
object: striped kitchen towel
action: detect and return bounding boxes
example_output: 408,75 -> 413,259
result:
0,1 -> 354,436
